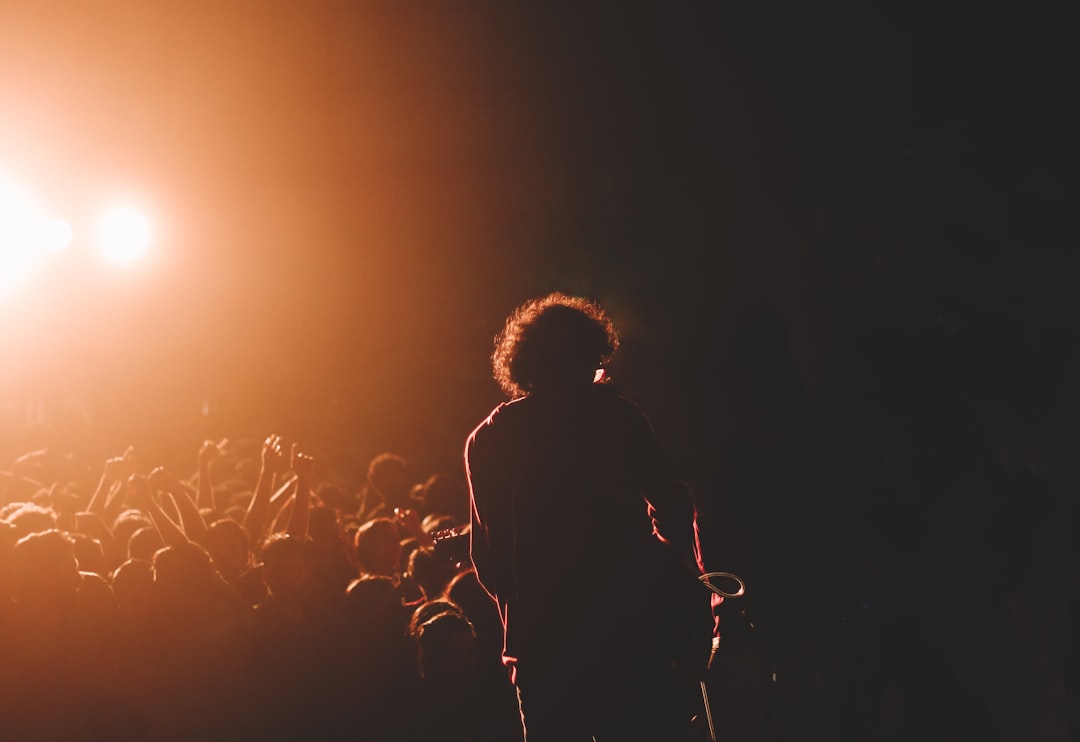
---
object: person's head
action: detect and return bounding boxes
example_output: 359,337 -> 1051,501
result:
74,511 -> 120,567
70,532 -> 106,576
259,533 -> 313,603
415,610 -> 478,682
444,567 -> 504,660
2,502 -> 58,540
202,517 -> 252,583
365,452 -> 412,506
111,557 -> 156,619
408,597 -> 464,638
151,541 -> 227,617
127,526 -> 165,562
492,292 -> 619,398
344,573 -> 411,632
354,517 -> 403,576
112,509 -> 153,557
407,545 -> 458,602
10,528 -> 82,609
418,473 -> 469,524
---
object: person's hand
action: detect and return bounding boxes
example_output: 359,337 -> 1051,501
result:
198,439 -> 224,469
261,434 -> 287,475
394,507 -> 426,542
290,443 -> 315,481
149,465 -> 183,494
104,446 -> 139,481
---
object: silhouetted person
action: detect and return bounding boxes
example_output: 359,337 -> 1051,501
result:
358,451 -> 420,522
465,292 -> 713,741
406,610 -> 524,742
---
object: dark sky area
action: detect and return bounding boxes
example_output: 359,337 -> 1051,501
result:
1,2 -> 1074,482
2,2 -> 1078,736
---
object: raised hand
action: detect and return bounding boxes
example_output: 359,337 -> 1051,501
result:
261,434 -> 287,476
149,465 -> 184,495
245,434 -> 288,548
394,506 -> 431,546
104,445 -> 139,482
198,439 -> 224,469
90,445 -> 139,516
290,442 -> 315,481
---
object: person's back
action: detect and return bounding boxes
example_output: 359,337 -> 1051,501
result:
465,292 -> 713,741
470,384 -> 685,654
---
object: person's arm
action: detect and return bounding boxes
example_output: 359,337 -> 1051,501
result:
7,448 -> 49,486
286,443 -> 314,540
244,434 -> 286,548
150,465 -> 208,545
647,480 -> 703,574
196,439 -> 224,514
126,473 -> 189,548
618,400 -> 701,573
394,506 -> 435,548
88,446 -> 137,516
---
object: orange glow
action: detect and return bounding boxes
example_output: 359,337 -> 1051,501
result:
0,174 -> 71,294
96,204 -> 151,264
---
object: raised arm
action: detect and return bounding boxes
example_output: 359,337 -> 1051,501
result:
244,434 -> 286,548
286,442 -> 315,541
196,439 -> 224,514
150,465 -> 208,545
127,473 -> 189,548
88,446 -> 138,516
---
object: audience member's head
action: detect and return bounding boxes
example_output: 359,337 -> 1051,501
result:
407,544 -> 458,602
112,509 -> 153,558
2,502 -> 59,540
259,533 -> 313,604
70,531 -> 107,576
408,597 -> 464,638
419,473 -> 470,524
354,517 -> 402,577
10,528 -> 82,611
415,610 -> 478,682
203,517 -> 252,583
128,525 -> 165,562
151,541 -> 234,623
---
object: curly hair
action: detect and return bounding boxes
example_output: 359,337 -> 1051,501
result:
491,292 -> 620,398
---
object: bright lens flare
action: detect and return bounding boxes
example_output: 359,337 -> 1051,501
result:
1,176 -> 72,294
97,205 -> 151,264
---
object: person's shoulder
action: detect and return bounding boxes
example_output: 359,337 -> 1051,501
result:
465,398 -> 532,453
469,398 -> 529,433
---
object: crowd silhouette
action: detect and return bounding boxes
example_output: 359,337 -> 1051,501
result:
0,436 -> 528,742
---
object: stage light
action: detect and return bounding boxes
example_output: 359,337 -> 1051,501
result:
0,175 -> 71,294
96,204 -> 151,264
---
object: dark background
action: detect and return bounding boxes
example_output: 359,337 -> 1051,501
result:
2,3 -> 1076,738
